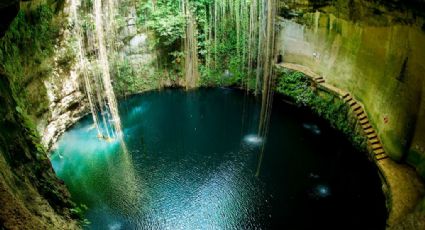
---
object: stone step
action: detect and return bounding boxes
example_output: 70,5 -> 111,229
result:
344,96 -> 352,102
362,123 -> 371,130
352,104 -> 361,111
360,119 -> 369,125
358,113 -> 367,120
364,128 -> 375,134
349,100 -> 357,106
345,98 -> 354,104
368,133 -> 377,139
354,106 -> 363,112
376,154 -> 389,161
374,148 -> 385,155
375,152 -> 385,156
354,109 -> 364,116
369,138 -> 379,144
334,90 -> 389,162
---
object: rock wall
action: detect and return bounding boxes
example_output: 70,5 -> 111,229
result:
118,6 -> 156,72
39,21 -> 88,150
38,2 -> 159,150
0,1 -> 80,229
0,0 -> 161,153
276,0 -> 425,179
40,69 -> 88,151
0,75 -> 79,230
115,5 -> 161,95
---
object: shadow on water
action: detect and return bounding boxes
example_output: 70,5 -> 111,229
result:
51,88 -> 387,229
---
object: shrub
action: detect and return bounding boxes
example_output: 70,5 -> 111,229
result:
276,70 -> 367,151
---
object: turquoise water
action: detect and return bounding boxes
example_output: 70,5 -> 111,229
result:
51,88 -> 387,229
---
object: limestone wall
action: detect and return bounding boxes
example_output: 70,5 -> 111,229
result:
36,1 -> 158,150
276,1 -> 425,178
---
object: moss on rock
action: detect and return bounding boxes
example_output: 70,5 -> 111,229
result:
0,73 -> 79,229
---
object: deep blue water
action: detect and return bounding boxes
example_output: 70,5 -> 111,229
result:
51,88 -> 387,229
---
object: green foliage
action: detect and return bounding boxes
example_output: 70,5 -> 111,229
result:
191,0 -> 212,58
276,70 -> 367,151
138,0 -> 212,47
138,0 -> 186,46
81,13 -> 95,33
70,204 -> 91,226
57,38 -> 77,71
0,4 -> 60,121
135,0 -> 252,87
135,0 -> 187,82
276,71 -> 314,105
198,0 -> 251,87
199,66 -> 243,87
0,5 -> 58,82
114,59 -> 136,94
113,59 -> 159,95
202,19 -> 247,85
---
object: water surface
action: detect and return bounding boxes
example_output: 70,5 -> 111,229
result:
51,88 -> 387,229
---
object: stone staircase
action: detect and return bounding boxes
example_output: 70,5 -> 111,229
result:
314,76 -> 325,84
275,62 -> 389,161
342,93 -> 389,161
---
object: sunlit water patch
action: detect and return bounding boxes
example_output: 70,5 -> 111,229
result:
243,134 -> 263,146
302,123 -> 321,135
51,88 -> 387,229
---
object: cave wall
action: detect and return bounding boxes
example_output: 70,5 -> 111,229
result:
38,1 -> 89,150
26,0 -> 158,150
0,1 -> 80,229
0,75 -> 79,229
0,0 -> 423,228
277,0 -> 425,179
0,0 -> 90,151
116,4 -> 159,94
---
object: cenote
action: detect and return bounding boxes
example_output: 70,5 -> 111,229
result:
51,88 -> 387,229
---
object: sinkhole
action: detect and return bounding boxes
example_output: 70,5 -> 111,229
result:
50,88 -> 387,229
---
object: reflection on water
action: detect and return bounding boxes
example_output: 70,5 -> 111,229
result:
51,88 -> 387,229
243,134 -> 263,146
311,184 -> 332,199
302,123 -> 321,135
